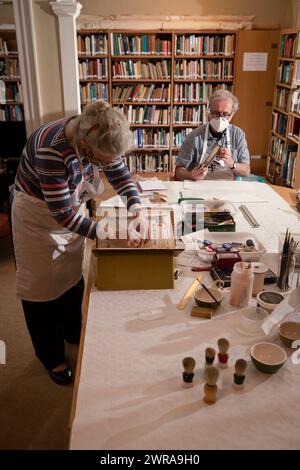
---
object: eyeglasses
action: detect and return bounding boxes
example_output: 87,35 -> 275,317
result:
210,111 -> 232,119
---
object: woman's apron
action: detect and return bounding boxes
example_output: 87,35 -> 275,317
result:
12,166 -> 103,302
200,124 -> 233,180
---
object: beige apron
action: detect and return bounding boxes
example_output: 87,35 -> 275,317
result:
12,166 -> 103,302
201,124 -> 234,181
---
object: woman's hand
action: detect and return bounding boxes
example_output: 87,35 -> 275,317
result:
128,210 -> 149,247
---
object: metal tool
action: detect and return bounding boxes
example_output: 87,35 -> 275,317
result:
239,204 -> 260,228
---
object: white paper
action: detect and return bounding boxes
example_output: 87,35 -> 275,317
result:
261,286 -> 300,335
138,179 -> 166,192
182,186 -> 271,202
243,52 -> 268,71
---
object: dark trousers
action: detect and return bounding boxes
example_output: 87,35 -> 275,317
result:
21,277 -> 84,369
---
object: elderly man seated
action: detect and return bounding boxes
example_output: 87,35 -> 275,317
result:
175,89 -> 250,181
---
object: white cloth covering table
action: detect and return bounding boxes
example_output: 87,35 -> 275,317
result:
69,182 -> 300,450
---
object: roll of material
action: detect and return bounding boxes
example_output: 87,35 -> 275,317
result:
252,262 -> 268,297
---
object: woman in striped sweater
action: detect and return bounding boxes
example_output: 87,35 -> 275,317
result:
12,100 -> 144,385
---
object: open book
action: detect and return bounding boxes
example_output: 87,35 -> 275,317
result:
196,143 -> 221,170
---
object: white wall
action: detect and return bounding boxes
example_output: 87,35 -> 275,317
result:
80,0 -> 293,28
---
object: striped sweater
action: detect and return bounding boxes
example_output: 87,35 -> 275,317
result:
14,116 -> 141,239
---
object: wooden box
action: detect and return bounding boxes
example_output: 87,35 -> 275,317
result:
93,209 -> 183,290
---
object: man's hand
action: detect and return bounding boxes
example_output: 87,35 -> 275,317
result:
218,148 -> 235,168
190,166 -> 208,180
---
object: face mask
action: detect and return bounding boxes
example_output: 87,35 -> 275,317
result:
209,117 -> 229,134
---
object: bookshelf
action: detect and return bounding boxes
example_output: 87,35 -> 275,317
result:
0,28 -> 26,197
77,29 -> 236,174
0,29 -> 24,123
267,29 -> 300,188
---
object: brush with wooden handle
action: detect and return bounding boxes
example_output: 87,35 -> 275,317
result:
203,366 -> 219,405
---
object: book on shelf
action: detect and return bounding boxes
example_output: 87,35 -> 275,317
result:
175,34 -> 235,56
279,34 -> 296,58
282,145 -> 297,186
111,33 -> 172,56
174,59 -> 233,80
77,33 -> 108,56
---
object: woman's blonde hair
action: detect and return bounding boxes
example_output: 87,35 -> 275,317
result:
72,100 -> 133,157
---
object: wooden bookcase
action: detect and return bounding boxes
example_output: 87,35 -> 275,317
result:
267,28 -> 300,188
77,29 -> 236,174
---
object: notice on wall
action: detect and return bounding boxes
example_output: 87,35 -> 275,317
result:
243,52 -> 268,71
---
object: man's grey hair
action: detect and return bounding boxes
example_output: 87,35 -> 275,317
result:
208,89 -> 239,114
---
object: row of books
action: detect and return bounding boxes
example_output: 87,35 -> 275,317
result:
0,58 -> 20,79
112,84 -> 170,102
132,128 -> 170,148
80,83 -> 109,103
282,145 -> 298,186
0,37 -> 17,55
0,81 -> 23,103
175,34 -> 235,56
111,34 -> 172,56
173,82 -> 229,102
112,60 -> 171,79
173,105 -> 206,124
173,128 -> 194,146
174,59 -> 234,80
77,34 -> 108,56
275,87 -> 291,111
125,153 -> 172,173
277,62 -> 294,84
279,34 -> 296,58
269,135 -> 286,163
272,112 -> 287,136
0,104 -> 23,121
78,58 -> 108,79
116,105 -> 170,124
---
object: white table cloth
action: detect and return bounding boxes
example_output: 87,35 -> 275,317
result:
70,182 -> 300,450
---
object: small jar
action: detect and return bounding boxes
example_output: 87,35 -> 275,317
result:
230,262 -> 254,307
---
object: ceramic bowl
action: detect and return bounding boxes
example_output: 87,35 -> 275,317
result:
238,306 -> 268,336
256,291 -> 285,315
194,286 -> 223,308
250,342 -> 287,374
279,321 -> 300,348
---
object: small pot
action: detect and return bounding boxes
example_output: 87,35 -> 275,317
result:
279,321 -> 300,348
194,287 -> 223,308
256,291 -> 284,314
250,342 -> 287,374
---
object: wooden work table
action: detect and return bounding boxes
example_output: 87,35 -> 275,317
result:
70,174 -> 300,449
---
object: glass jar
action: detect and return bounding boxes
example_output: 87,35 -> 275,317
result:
230,262 -> 254,307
